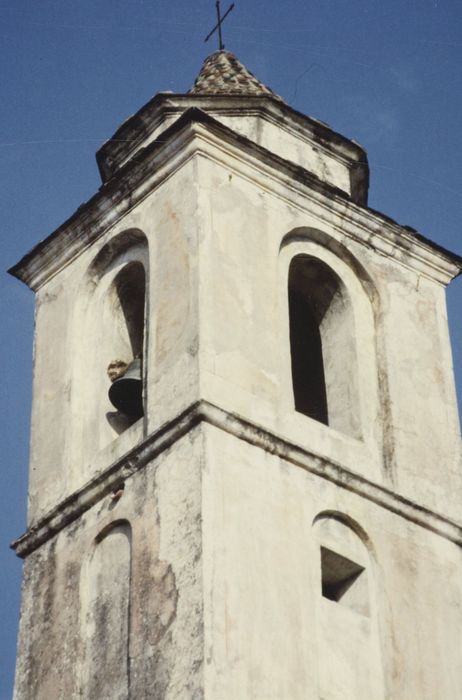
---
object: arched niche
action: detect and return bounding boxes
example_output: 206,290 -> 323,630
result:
288,254 -> 358,435
312,512 -> 385,700
79,521 -> 132,699
102,261 -> 146,431
280,229 -> 383,447
70,229 -> 149,464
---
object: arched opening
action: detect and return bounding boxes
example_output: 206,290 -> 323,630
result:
80,522 -> 132,698
113,261 -> 146,359
288,256 -> 329,423
67,230 -> 149,486
106,262 -> 146,431
288,254 -> 359,436
313,512 -> 385,699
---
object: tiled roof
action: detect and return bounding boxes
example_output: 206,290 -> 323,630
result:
189,50 -> 284,102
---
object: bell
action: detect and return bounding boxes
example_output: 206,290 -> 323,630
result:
108,357 -> 143,418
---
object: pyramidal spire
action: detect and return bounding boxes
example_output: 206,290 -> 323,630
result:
189,50 -> 284,102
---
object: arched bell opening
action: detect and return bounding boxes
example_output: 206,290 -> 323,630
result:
288,257 -> 329,424
106,262 -> 146,432
288,254 -> 360,437
68,229 -> 149,477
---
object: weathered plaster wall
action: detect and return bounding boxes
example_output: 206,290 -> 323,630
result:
194,152 -> 462,518
202,424 -> 462,700
14,428 -> 204,700
27,158 -> 201,524
211,112 -> 352,194
27,129 -> 462,527
14,415 -> 462,700
120,107 -> 353,197
16,114 -> 462,700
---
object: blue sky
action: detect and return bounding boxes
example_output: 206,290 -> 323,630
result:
1,1 -> 462,696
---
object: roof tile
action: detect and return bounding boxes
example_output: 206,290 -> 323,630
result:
189,50 -> 284,102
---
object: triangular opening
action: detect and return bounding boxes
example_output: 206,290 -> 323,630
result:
320,546 -> 369,615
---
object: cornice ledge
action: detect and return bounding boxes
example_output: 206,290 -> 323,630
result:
193,124 -> 462,284
12,400 -> 462,558
348,206 -> 462,285
12,400 -> 205,558
9,109 -> 461,290
96,92 -> 366,183
8,112 -> 210,291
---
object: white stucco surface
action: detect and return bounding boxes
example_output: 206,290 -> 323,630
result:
11,77 -> 462,699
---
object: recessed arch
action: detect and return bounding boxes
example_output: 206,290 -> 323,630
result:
94,518 -> 132,545
88,228 -> 149,284
312,510 -> 385,699
92,234 -> 148,431
80,520 -> 132,699
288,253 -> 357,431
312,510 -> 375,556
88,231 -> 149,429
69,228 -> 150,472
279,228 -> 390,473
281,227 -> 379,309
287,251 -> 360,436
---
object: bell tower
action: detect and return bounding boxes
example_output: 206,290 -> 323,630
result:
10,51 -> 462,699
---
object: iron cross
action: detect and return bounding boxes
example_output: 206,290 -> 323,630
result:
204,1 -> 235,51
